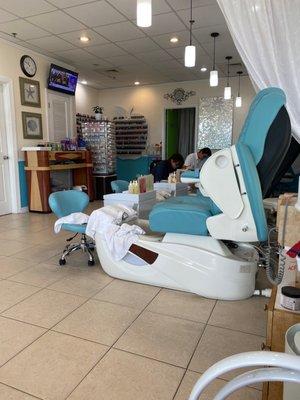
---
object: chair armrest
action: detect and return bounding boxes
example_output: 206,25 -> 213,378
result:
200,148 -> 244,219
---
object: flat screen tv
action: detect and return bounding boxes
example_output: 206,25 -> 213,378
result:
48,64 -> 78,95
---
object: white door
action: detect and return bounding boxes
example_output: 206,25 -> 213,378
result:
0,84 -> 11,215
46,90 -> 75,142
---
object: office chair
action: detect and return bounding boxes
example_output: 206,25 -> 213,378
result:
111,180 -> 129,193
49,190 -> 94,266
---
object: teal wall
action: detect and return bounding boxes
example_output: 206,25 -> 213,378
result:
116,156 -> 160,181
18,161 -> 28,208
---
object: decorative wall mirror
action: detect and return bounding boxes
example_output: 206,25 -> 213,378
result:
198,97 -> 233,150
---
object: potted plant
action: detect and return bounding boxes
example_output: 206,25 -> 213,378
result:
92,106 -> 104,121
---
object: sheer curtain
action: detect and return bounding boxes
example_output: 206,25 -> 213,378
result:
217,0 -> 300,143
178,108 -> 195,159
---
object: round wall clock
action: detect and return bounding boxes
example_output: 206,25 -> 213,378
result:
20,55 -> 37,77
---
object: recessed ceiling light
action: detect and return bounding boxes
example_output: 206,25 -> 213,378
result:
80,35 -> 90,43
170,37 -> 179,43
134,81 -> 140,85
200,66 -> 207,72
81,80 -> 87,85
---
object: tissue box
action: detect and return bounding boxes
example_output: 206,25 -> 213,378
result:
103,190 -> 156,218
154,182 -> 188,196
277,194 -> 300,247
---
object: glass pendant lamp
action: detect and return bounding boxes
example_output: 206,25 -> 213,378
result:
235,71 -> 243,107
210,32 -> 219,87
224,56 -> 232,99
137,0 -> 152,27
184,0 -> 196,67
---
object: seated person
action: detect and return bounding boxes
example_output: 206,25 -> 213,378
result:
184,147 -> 212,170
151,153 -> 184,182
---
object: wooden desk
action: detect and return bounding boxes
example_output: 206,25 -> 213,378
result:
24,150 -> 94,212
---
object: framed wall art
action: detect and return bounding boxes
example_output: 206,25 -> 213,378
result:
19,77 -> 41,107
22,112 -> 43,139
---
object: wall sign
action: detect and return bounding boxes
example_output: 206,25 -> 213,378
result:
164,88 -> 196,105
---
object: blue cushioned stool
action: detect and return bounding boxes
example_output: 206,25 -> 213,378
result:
49,190 -> 95,266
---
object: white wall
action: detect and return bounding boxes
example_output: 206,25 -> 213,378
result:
98,76 -> 255,148
0,38 -> 99,152
75,83 -> 99,115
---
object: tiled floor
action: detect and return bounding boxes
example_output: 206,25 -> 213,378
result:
0,206 -> 266,400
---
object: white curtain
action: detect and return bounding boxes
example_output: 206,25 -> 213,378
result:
217,0 -> 300,143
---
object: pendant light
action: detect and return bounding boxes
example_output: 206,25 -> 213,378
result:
224,56 -> 232,99
235,71 -> 243,107
184,0 -> 196,68
210,32 -> 219,86
137,0 -> 152,27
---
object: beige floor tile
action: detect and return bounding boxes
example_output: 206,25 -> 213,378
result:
0,316 -> 45,366
47,269 -> 112,297
174,370 -> 261,400
2,289 -> 85,328
208,297 -> 267,336
0,280 -> 40,313
55,299 -> 140,345
4,228 -> 66,245
14,244 -> 62,264
93,279 -> 160,310
47,250 -> 100,268
10,222 -> 50,233
0,331 -> 108,400
189,325 -> 264,387
0,383 -> 39,399
0,256 -> 35,279
115,311 -> 204,368
0,240 -> 33,256
146,289 -> 216,323
68,348 -> 184,400
8,263 -> 68,288
68,265 -> 112,284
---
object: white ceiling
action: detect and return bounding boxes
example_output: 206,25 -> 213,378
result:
0,0 -> 246,89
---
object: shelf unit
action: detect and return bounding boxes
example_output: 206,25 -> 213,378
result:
76,113 -> 96,135
114,115 -> 148,155
82,121 -> 116,175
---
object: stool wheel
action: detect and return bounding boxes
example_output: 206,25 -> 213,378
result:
88,260 -> 95,266
59,258 -> 66,266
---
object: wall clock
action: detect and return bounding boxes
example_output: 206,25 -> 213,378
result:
20,55 -> 37,78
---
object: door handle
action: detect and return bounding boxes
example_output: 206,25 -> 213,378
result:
3,155 -> 9,160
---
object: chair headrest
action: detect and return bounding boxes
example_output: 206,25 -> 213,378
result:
238,87 -> 286,164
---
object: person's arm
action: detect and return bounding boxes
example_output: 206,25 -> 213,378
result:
183,154 -> 193,169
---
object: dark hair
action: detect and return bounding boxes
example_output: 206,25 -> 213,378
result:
169,153 -> 184,168
199,147 -> 212,157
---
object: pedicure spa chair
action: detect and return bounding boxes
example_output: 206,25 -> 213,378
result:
95,88 -> 291,300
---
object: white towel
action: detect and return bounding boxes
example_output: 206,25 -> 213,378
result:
104,223 -> 145,261
54,212 -> 89,234
85,204 -> 137,240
